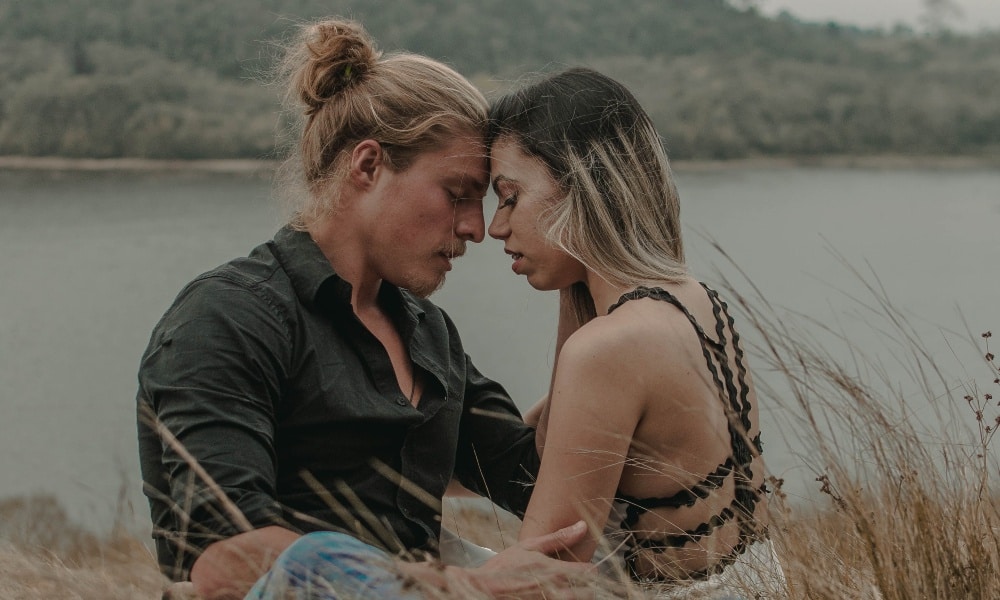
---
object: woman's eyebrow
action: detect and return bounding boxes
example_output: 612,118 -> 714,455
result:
491,174 -> 513,196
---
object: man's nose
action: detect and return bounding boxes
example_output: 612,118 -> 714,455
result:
454,202 -> 485,243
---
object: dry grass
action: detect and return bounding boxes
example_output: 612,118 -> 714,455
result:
714,255 -> 1000,600
3,270 -> 997,599
0,495 -> 164,599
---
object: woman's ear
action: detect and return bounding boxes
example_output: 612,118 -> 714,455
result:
346,139 -> 384,190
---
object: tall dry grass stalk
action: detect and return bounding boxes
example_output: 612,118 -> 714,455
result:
714,250 -> 1000,600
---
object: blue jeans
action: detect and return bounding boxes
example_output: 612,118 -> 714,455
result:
246,532 -> 423,599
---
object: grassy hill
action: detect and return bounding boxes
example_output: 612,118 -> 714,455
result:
1,0 -> 997,159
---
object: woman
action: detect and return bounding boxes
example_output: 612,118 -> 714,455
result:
487,67 -> 779,591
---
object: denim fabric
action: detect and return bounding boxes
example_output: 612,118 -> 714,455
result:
246,532 -> 423,599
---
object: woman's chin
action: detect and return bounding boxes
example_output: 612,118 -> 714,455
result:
524,274 -> 559,292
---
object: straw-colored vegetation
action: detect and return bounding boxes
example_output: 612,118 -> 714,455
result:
0,495 -> 162,599
3,276 -> 996,599
719,261 -> 1000,600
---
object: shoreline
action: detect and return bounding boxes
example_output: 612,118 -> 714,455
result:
675,154 -> 1000,172
1,154 -> 998,174
0,156 -> 281,174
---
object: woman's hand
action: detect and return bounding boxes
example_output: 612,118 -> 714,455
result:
398,521 -> 595,599
449,521 -> 597,599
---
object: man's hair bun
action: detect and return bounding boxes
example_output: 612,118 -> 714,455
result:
295,19 -> 380,115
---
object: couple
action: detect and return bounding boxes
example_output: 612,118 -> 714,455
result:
138,17 -> 776,600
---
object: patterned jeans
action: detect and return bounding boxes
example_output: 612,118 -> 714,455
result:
245,531 -> 423,599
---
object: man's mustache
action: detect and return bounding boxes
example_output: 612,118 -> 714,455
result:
441,242 -> 466,259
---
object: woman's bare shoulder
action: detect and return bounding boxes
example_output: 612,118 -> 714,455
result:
558,312 -> 641,370
556,302 -> 691,387
556,298 -> 709,415
548,316 -> 649,432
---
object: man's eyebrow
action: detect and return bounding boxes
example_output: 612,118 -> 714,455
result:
445,173 -> 489,196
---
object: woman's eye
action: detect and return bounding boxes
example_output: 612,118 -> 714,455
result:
499,194 -> 517,209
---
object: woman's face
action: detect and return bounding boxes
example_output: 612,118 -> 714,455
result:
488,137 -> 587,290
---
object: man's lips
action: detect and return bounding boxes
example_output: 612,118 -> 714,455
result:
438,248 -> 465,270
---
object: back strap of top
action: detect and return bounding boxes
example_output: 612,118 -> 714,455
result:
618,457 -> 735,516
607,285 -> 766,580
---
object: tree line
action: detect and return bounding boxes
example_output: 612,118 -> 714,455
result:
0,0 -> 997,160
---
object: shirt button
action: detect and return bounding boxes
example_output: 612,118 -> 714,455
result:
396,397 -> 408,406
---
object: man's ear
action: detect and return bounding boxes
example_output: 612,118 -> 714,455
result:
347,139 -> 384,190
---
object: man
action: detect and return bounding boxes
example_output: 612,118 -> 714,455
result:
137,18 -> 591,600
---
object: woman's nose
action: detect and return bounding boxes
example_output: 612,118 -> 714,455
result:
488,210 -> 509,240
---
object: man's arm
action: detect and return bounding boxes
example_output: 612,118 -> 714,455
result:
452,355 -> 539,516
139,277 -> 292,576
451,286 -> 589,513
521,395 -> 548,428
525,287 -> 585,444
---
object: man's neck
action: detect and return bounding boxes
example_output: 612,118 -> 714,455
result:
307,218 -> 382,311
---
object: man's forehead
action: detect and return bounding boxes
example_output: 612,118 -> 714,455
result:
440,160 -> 489,194
450,175 -> 489,197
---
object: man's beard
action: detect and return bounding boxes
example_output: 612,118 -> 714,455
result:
403,272 -> 447,298
399,242 -> 465,298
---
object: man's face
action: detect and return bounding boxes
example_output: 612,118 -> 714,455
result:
364,134 -> 489,297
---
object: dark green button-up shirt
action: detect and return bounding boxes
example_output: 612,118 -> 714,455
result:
137,227 -> 538,580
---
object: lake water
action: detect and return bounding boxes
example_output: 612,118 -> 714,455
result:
1,165 -> 997,533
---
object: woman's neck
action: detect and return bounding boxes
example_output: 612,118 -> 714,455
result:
583,272 -> 633,317
584,271 -> 689,317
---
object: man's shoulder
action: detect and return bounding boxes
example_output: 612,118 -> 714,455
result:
194,240 -> 285,290
178,239 -> 294,300
160,240 -> 296,326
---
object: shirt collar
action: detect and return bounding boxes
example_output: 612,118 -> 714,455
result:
270,226 -> 426,323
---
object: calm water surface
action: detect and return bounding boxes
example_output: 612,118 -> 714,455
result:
1,166 -> 997,531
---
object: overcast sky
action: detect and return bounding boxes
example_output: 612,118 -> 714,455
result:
759,0 -> 1000,31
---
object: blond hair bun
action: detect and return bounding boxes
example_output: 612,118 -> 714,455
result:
295,19 -> 380,115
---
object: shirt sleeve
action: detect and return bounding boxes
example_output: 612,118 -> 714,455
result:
137,274 -> 293,560
454,355 -> 540,518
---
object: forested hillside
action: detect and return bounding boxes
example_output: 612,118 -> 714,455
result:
1,0 -> 998,159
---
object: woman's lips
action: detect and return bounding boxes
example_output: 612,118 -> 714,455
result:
506,250 -> 524,274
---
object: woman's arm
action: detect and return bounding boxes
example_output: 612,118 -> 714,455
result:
517,324 -> 646,561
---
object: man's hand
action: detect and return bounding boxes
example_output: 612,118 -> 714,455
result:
190,526 -> 301,600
